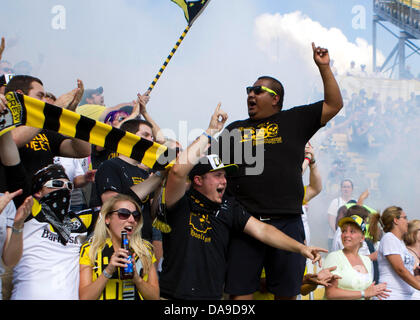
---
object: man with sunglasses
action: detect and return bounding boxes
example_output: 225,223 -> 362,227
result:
214,43 -> 343,300
10,164 -> 97,300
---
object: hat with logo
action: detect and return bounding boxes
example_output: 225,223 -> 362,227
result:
188,154 -> 238,180
338,214 -> 366,232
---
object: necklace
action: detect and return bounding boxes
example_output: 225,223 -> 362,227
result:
407,247 -> 420,260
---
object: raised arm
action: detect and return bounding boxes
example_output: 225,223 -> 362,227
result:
311,42 -> 343,125
302,143 -> 322,203
243,216 -> 327,266
165,103 -> 228,208
137,92 -> 165,144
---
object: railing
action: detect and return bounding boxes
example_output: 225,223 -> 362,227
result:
374,0 -> 420,35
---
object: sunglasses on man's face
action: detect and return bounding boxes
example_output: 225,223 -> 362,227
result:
43,179 -> 74,191
110,208 -> 141,222
246,86 -> 278,96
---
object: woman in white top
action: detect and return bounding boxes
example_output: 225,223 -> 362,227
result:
370,206 -> 420,300
403,219 -> 420,300
323,214 -> 390,300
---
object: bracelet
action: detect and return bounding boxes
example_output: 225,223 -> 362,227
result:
202,132 -> 213,142
304,157 -> 311,163
12,226 -> 23,234
310,158 -> 316,165
102,269 -> 113,279
360,290 -> 365,299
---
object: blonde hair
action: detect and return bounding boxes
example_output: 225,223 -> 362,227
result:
404,219 -> 420,246
88,194 -> 154,276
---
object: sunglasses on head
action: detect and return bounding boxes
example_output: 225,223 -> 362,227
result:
110,208 -> 141,222
43,179 -> 74,191
246,85 -> 278,96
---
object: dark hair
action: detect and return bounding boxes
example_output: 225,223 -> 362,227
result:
119,119 -> 153,134
346,205 -> 370,220
5,75 -> 43,95
340,179 -> 354,189
257,76 -> 285,109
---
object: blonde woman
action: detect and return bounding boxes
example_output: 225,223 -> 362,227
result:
79,194 -> 159,300
370,206 -> 420,300
403,219 -> 420,300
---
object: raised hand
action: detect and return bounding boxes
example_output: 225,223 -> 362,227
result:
312,42 -> 330,67
207,103 -> 228,137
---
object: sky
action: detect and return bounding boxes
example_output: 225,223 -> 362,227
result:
1,0 -> 420,247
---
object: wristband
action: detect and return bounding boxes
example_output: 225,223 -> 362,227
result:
304,157 -> 311,163
361,290 -> 365,299
202,132 -> 213,142
12,226 -> 23,234
103,269 -> 113,279
310,158 -> 316,165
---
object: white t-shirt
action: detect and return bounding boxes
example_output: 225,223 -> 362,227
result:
0,195 -> 16,300
11,217 -> 87,300
377,232 -> 415,300
327,197 -> 347,239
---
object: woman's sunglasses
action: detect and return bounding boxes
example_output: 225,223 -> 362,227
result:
43,179 -> 74,191
110,208 -> 141,222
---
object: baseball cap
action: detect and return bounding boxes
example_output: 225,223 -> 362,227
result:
338,215 -> 366,233
80,86 -> 103,105
189,154 -> 238,180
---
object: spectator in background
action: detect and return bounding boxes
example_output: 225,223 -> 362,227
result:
323,214 -> 390,300
79,194 -> 159,300
80,86 -> 104,106
403,219 -> 420,300
327,179 -> 355,250
370,206 -> 420,300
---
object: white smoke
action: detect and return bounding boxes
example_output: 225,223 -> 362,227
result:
254,11 -> 385,76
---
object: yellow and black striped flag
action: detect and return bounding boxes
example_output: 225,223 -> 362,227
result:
171,0 -> 211,26
147,0 -> 211,93
1,92 -> 176,171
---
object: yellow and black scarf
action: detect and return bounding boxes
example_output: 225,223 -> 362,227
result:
2,92 -> 175,171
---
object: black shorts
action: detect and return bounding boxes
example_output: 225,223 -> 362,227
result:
224,215 -> 306,297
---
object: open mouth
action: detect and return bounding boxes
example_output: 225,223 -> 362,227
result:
216,187 -> 224,196
248,100 -> 257,107
124,226 -> 134,233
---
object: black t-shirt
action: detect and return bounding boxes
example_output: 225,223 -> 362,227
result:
0,129 -> 67,193
19,129 -> 67,177
94,157 -> 153,241
159,189 -> 251,300
217,101 -> 324,216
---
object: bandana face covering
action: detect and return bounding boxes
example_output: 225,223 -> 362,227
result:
39,188 -> 71,218
39,188 -> 73,245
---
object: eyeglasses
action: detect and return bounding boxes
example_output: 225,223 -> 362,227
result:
110,208 -> 141,222
43,179 -> 74,191
246,86 -> 278,96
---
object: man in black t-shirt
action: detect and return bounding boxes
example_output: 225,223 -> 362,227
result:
216,43 -> 344,300
0,75 -> 91,190
160,105 -> 326,300
95,119 -> 165,242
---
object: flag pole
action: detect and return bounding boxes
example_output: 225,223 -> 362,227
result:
147,25 -> 190,93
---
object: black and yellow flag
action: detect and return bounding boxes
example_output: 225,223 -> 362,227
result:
1,92 -> 176,171
171,0 -> 211,26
